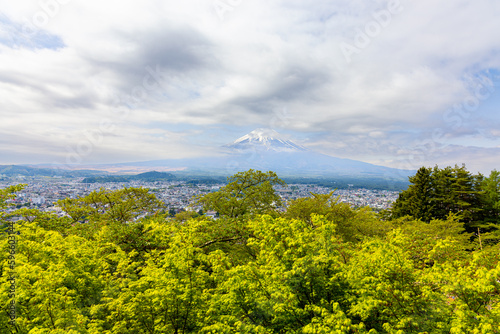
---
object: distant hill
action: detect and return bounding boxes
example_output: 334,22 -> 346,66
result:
81,176 -> 130,183
82,171 -> 176,183
0,165 -> 106,178
132,171 -> 176,181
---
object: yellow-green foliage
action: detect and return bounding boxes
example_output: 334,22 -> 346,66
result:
1,171 -> 500,333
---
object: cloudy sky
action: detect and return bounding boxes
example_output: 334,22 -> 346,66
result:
0,0 -> 499,173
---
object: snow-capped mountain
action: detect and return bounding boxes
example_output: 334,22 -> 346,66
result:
226,128 -> 307,152
218,128 -> 413,180
68,128 -> 414,185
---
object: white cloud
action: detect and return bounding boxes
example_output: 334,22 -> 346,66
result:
0,0 -> 499,172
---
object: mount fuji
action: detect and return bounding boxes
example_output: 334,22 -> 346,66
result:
94,128 -> 414,182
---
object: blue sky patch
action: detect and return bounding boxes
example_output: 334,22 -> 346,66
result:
0,14 -> 65,50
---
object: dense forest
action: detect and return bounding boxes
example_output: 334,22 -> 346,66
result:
1,167 -> 500,333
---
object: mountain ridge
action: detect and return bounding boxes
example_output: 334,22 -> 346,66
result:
13,129 -> 415,185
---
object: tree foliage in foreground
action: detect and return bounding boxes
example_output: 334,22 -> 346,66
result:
390,165 -> 500,242
1,168 -> 500,333
57,187 -> 164,224
195,169 -> 286,218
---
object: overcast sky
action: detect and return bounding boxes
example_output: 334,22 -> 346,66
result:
0,0 -> 499,173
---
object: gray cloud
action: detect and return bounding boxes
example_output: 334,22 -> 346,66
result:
82,25 -> 215,95
0,0 -> 499,172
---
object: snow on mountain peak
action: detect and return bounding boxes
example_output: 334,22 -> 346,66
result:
228,128 -> 307,152
234,128 -> 281,143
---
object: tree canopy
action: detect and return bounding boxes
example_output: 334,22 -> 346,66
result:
195,169 -> 286,218
390,165 -> 500,242
56,187 -> 164,224
1,168 -> 500,333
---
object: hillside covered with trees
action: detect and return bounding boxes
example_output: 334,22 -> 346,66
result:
1,168 -> 500,333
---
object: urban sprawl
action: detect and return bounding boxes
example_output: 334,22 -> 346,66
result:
1,177 -> 400,217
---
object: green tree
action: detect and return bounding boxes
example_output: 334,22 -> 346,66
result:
475,170 -> 500,243
173,210 -> 200,223
195,169 -> 286,218
89,219 -> 215,334
57,187 -> 164,224
11,207 -> 72,235
431,165 -> 481,228
285,191 -> 390,243
205,214 -> 359,333
391,213 -> 471,269
346,230 -> 454,333
0,221 -> 123,333
433,248 -> 500,332
390,165 -> 482,233
391,167 -> 434,222
0,184 -> 25,226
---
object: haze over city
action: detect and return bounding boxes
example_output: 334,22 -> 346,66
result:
1,0 -> 499,173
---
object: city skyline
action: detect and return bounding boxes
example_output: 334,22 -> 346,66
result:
1,0 -> 500,174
